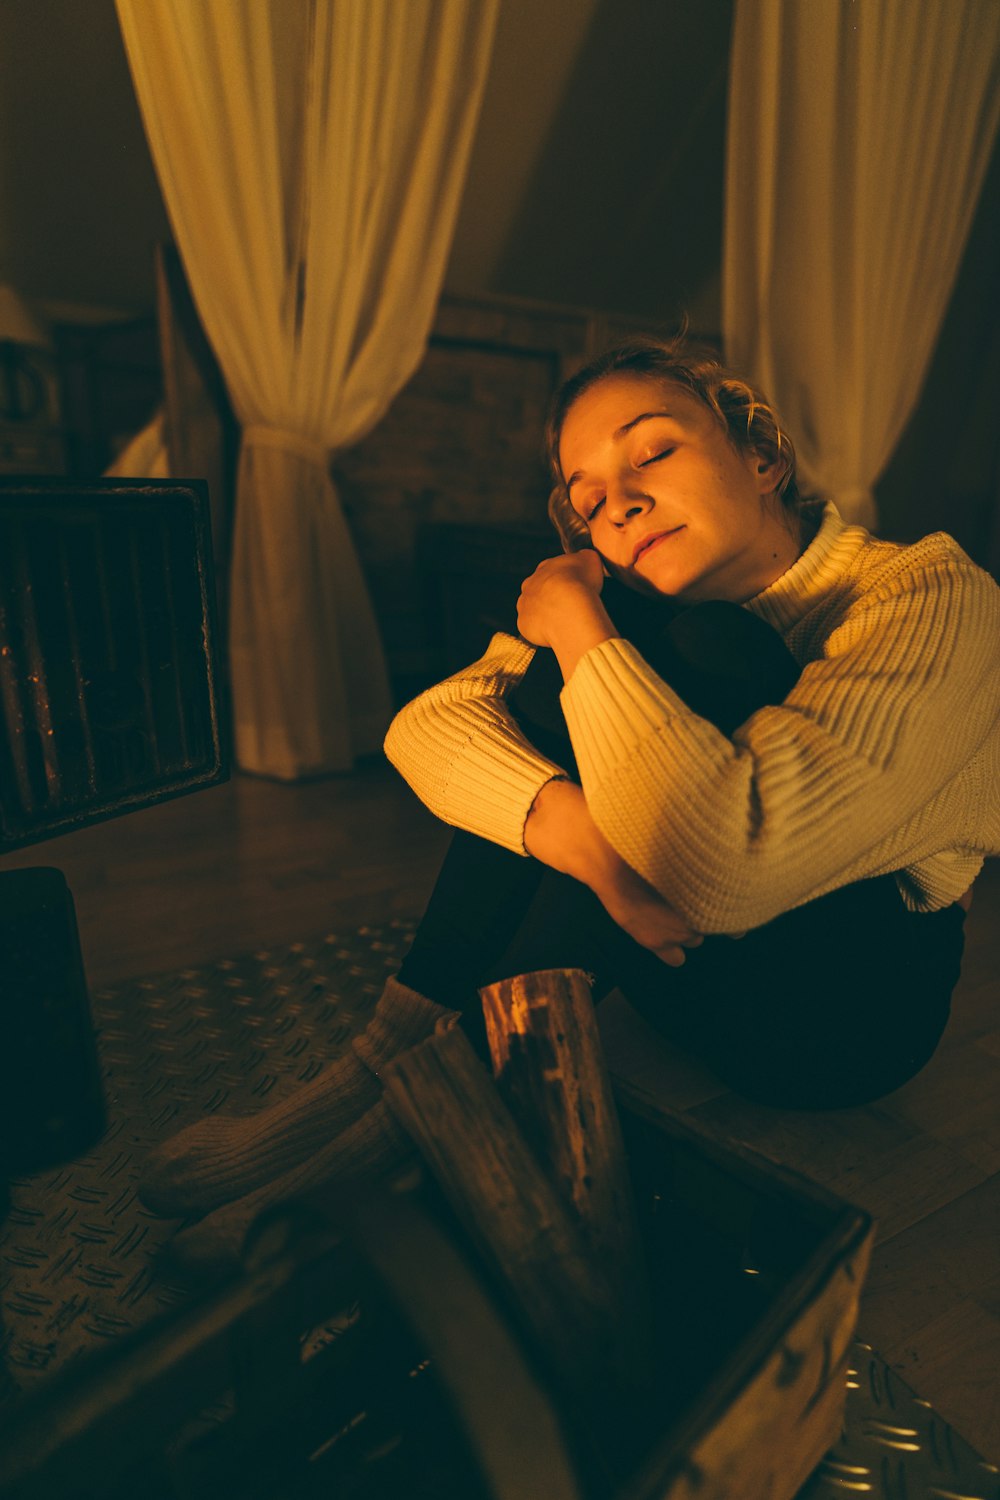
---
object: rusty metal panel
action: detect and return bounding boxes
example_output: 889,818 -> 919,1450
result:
0,478 -> 228,852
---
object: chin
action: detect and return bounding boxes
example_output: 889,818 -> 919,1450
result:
637,563 -> 695,599
601,561 -> 659,598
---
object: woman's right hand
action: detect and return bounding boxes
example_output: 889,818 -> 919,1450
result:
587,843 -> 704,967
524,778 -> 703,966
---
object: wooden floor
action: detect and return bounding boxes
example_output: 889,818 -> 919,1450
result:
2,762 -> 998,1462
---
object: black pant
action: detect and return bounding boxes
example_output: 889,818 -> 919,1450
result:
398,581 -> 966,1110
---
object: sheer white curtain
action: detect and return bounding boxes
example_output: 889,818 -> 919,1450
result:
115,0 -> 499,777
104,411 -> 169,479
724,0 -> 1000,526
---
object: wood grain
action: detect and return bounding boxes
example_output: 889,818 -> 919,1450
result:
480,967 -> 654,1389
880,1296 -> 1000,1452
381,1024 -> 623,1404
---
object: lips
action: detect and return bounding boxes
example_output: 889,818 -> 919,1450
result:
632,527 -> 683,565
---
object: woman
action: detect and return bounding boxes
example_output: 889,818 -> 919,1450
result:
141,336 -> 1000,1265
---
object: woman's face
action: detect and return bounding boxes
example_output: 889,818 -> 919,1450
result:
558,374 -> 793,603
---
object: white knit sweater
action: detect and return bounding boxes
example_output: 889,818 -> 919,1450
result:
385,504 -> 1000,933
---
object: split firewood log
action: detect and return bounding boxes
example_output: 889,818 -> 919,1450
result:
480,968 -> 654,1387
381,1023 -> 624,1402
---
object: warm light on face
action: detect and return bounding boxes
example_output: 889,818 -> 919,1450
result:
557,376 -> 794,605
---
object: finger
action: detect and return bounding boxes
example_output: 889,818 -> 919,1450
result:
656,945 -> 687,968
681,933 -> 704,949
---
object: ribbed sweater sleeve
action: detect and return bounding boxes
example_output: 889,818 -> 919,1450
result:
560,545 -> 1000,932
383,632 -> 567,854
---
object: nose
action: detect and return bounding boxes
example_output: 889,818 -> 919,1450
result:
605,478 -> 652,528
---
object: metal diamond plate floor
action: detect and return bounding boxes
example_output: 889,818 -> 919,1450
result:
805,1344 -> 998,1498
0,919 -> 416,1411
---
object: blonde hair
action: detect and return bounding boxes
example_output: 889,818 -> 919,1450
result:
545,333 -> 800,553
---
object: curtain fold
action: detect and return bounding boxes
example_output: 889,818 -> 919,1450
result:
104,411 -> 170,479
724,0 -> 1000,526
115,0 -> 499,776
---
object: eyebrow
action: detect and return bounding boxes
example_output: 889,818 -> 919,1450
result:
565,410 -> 675,497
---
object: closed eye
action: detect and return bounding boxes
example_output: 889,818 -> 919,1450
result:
584,447 -> 673,518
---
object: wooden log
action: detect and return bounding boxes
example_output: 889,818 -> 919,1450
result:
344,1185 -> 583,1500
480,968 -> 654,1387
380,1024 -> 622,1402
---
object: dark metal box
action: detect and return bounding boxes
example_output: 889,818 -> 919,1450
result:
0,478 -> 228,854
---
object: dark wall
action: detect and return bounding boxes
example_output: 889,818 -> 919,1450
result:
875,135 -> 1000,572
493,0 -> 733,328
0,0 -> 169,310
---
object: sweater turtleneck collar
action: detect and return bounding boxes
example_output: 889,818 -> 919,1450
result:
745,501 -> 870,632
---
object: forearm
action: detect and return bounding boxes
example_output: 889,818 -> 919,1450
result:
384,631 -> 571,855
524,776 -> 704,965
387,698 -> 566,854
545,590 -> 619,685
523,776 -> 620,888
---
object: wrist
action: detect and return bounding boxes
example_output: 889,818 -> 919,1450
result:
547,593 -> 617,684
524,777 -> 610,885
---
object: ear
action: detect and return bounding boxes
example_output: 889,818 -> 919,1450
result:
750,450 -> 784,497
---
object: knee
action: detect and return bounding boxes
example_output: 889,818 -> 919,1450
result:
665,602 -> 800,732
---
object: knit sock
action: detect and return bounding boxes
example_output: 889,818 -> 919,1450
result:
162,1100 -> 415,1275
138,976 -> 448,1219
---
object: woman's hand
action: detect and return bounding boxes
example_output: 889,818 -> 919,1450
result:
517,550 -> 617,683
588,842 -> 704,968
516,550 -> 606,649
524,779 -> 703,967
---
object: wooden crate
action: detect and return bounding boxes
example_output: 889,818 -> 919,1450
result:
0,1086 -> 873,1500
609,1083 -> 874,1500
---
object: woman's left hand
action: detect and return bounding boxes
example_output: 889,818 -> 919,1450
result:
516,549 -> 606,649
